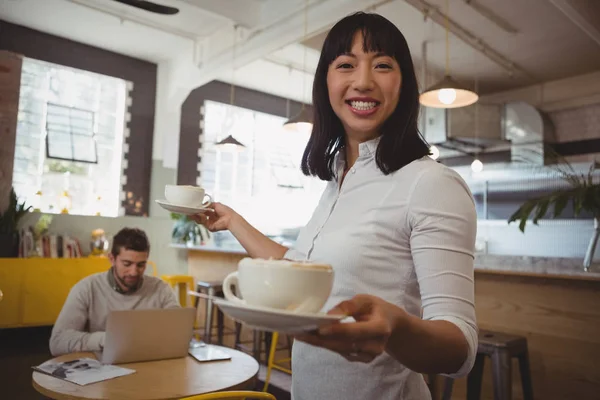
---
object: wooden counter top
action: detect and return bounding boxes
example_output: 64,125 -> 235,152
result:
173,243 -> 600,282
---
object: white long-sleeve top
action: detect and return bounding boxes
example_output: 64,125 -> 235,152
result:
285,137 -> 478,400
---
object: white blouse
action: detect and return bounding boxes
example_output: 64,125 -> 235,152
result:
284,137 -> 478,400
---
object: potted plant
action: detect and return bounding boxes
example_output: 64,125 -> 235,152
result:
508,156 -> 600,271
170,213 -> 209,246
0,188 -> 32,257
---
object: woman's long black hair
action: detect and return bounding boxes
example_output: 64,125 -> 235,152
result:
301,12 -> 430,181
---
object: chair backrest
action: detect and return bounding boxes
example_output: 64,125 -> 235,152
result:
147,260 -> 158,276
181,391 -> 276,400
161,275 -> 195,307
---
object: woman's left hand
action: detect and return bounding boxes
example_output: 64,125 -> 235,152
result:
295,294 -> 408,363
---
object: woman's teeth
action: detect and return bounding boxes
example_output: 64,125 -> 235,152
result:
350,101 -> 378,110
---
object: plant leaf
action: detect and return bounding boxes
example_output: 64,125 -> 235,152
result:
553,192 -> 570,218
532,198 -> 551,224
509,199 -> 538,233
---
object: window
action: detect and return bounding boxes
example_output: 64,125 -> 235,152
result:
45,103 -> 97,163
201,100 -> 326,235
13,58 -> 128,216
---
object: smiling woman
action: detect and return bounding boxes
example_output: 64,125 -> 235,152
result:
193,12 -> 477,400
303,12 -> 429,181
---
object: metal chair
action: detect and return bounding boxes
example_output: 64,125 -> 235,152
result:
263,331 -> 292,392
441,329 -> 534,400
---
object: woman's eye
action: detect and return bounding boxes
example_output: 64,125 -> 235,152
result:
376,63 -> 392,69
337,63 -> 353,69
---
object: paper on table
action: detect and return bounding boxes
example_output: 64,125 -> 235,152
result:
33,357 -> 135,385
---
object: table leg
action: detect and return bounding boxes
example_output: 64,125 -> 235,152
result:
204,287 -> 215,344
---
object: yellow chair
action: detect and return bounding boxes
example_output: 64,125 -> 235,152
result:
181,391 -> 276,400
263,331 -> 292,392
147,260 -> 158,276
161,274 -> 202,340
161,275 -> 195,307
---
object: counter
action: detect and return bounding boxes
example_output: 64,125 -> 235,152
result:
174,243 -> 600,400
172,243 -> 600,281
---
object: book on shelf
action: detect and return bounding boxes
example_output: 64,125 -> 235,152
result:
32,358 -> 135,385
18,231 -> 83,258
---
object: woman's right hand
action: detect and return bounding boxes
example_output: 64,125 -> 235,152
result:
190,202 -> 238,232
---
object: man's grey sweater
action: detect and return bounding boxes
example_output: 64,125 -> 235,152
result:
49,271 -> 179,356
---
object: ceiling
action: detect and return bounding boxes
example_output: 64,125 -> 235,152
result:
1,0 -> 599,98
304,0 -> 600,94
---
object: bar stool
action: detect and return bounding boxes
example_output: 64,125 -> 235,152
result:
233,324 -> 272,363
443,329 -> 534,400
194,280 -> 237,345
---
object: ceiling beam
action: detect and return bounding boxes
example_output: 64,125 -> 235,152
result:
403,0 -> 533,80
179,0 -> 263,29
463,0 -> 518,34
548,0 -> 600,49
263,44 -> 321,75
167,0 -> 395,105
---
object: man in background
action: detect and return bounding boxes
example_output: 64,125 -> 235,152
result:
50,228 -> 179,356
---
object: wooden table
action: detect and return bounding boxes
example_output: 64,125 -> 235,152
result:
32,347 -> 259,400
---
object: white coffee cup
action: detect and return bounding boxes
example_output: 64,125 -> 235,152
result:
222,258 -> 334,314
164,185 -> 212,208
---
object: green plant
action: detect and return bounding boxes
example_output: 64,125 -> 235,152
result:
32,214 -> 53,239
0,188 -> 32,234
508,155 -> 600,232
170,213 -> 209,244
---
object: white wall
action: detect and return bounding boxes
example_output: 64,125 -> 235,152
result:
18,210 -> 188,276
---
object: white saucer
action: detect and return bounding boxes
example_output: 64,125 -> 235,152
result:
155,199 -> 213,215
213,298 -> 345,334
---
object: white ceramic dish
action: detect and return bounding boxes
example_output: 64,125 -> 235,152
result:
155,199 -> 213,215
213,298 -> 345,334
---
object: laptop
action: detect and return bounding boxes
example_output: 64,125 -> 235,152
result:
100,307 -> 195,364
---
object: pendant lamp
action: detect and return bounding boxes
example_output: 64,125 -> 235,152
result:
283,107 -> 313,134
419,0 -> 478,109
215,134 -> 245,148
283,0 -> 313,132
215,25 -> 246,150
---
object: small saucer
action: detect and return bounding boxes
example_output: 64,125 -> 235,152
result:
213,298 -> 345,334
155,199 -> 213,215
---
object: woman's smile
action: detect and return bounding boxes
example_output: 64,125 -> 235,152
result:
346,97 -> 381,116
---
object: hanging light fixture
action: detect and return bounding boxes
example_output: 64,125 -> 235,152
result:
471,76 -> 483,173
419,0 -> 478,109
283,0 -> 313,132
215,25 -> 246,150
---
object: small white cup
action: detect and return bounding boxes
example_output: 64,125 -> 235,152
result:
222,258 -> 334,314
164,185 -> 212,208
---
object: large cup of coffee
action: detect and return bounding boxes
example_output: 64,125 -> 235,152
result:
222,258 -> 334,313
164,185 -> 212,208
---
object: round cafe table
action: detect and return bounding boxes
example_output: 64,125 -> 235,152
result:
32,346 -> 259,400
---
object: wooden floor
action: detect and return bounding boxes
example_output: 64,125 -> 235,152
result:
0,326 -> 53,399
258,365 -> 292,400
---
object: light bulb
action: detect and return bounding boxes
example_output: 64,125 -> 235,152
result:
429,145 -> 440,160
283,122 -> 313,136
471,159 -> 483,173
438,88 -> 457,105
